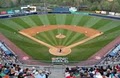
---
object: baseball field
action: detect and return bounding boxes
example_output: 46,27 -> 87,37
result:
0,14 -> 120,63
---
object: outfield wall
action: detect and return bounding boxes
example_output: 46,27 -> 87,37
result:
90,13 -> 120,20
0,12 -> 120,20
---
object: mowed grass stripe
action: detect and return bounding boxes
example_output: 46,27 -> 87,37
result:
66,34 -> 87,46
48,29 -> 58,45
67,47 -> 100,61
81,30 -> 120,46
60,29 -> 69,45
9,37 -> 42,48
71,15 -> 84,25
0,20 -> 23,30
57,28 -> 65,44
73,34 -> 87,43
3,29 -> 41,45
98,21 -> 120,32
52,29 -> 60,45
17,44 -> 50,60
77,16 -> 92,26
54,29 -> 63,45
6,19 -> 24,29
63,31 -> 76,46
62,30 -> 73,45
13,34 -> 40,45
34,33 -> 52,45
0,29 -> 38,46
58,29 -> 68,45
0,28 -> 16,38
47,14 -> 56,25
34,32 -> 55,45
44,30 -> 57,46
11,18 -> 31,28
29,15 -> 43,26
52,29 -> 59,45
55,14 -> 66,25
69,38 -> 114,61
65,32 -> 80,45
79,37 -> 117,49
91,19 -> 112,29
41,31 -> 56,45
105,25 -> 120,34
19,16 -> 37,27
84,38 -> 114,48
97,25 -> 120,41
23,47 -> 50,60
84,17 -> 102,27
0,19 -> 41,42
68,47 -> 101,61
0,23 -> 16,32
65,14 -> 74,25
38,15 -> 50,25
57,29 -> 65,45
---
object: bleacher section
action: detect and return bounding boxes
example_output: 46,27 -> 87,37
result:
100,44 -> 120,65
109,44 -> 120,56
0,42 -> 13,56
0,41 -> 20,64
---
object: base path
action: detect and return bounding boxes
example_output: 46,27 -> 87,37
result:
66,32 -> 103,49
19,31 -> 55,48
19,25 -> 103,56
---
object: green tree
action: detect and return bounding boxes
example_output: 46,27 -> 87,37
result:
110,0 -> 120,12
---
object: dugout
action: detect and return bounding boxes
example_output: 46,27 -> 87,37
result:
0,42 -> 14,56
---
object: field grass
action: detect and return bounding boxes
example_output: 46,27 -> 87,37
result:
34,29 -> 87,46
0,14 -> 120,62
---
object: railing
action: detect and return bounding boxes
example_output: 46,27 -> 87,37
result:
89,13 -> 120,20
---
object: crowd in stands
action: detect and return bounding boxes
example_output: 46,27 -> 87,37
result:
0,40 -> 120,78
0,63 -> 51,78
0,49 -> 19,64
100,44 -> 120,65
65,64 -> 120,78
0,41 -> 19,64
0,41 -> 51,78
65,44 -> 120,78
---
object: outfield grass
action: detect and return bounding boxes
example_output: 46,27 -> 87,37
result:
0,14 -> 120,62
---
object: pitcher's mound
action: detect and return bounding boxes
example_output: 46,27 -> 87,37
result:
49,46 -> 71,56
56,33 -> 66,39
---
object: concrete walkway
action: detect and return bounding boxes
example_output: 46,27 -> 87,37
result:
49,65 -> 66,78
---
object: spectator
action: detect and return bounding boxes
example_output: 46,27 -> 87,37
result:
66,72 -> 76,78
